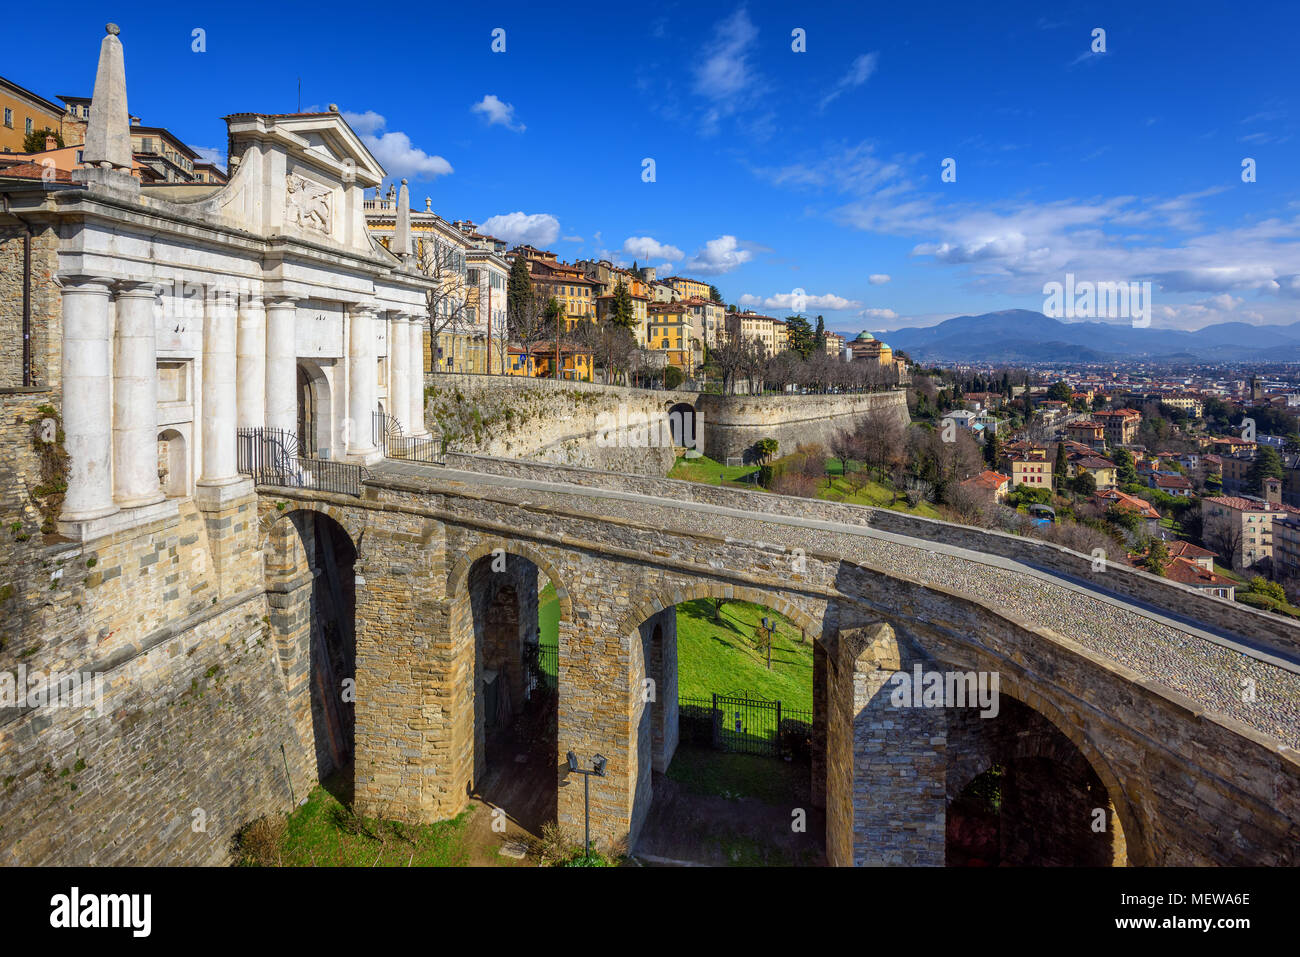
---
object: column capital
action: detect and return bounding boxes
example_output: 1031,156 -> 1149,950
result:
113,279 -> 160,299
60,274 -> 115,295
350,302 -> 380,318
266,296 -> 299,309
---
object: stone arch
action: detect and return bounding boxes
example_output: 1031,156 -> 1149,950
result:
447,539 -> 573,624
156,427 -> 189,498
257,501 -> 367,561
616,578 -> 822,645
296,359 -> 333,456
931,650 -> 1150,867
666,401 -> 697,450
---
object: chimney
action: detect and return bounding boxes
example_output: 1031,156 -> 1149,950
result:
44,134 -> 56,152
81,24 -> 132,171
1264,475 -> 1282,506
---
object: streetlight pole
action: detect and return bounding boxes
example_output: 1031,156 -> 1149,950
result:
566,750 -> 607,858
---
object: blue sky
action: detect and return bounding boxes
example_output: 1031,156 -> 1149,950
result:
5,1 -> 1299,337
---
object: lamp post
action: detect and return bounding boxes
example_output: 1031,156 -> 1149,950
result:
566,750 -> 607,858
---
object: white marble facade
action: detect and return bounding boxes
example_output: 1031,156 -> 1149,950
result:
52,27 -> 434,541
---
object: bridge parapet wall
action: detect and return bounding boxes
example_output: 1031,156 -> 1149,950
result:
439,453 -> 1300,660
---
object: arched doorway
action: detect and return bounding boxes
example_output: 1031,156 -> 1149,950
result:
668,402 -> 696,449
296,365 -> 314,448
156,428 -> 188,498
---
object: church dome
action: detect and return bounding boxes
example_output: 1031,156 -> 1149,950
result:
854,331 -> 875,341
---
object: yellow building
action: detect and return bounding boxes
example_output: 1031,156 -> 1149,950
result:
725,310 -> 783,357
647,302 -> 697,374
663,276 -> 711,302
0,76 -> 73,154
535,344 -> 595,381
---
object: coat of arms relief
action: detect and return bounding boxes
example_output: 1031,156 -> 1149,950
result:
285,173 -> 332,234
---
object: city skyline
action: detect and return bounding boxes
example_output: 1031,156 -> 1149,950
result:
3,2 -> 1298,337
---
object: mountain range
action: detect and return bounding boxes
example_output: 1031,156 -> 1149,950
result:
871,310 -> 1300,363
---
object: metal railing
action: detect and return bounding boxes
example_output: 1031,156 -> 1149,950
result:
372,411 -> 445,466
678,691 -> 813,759
236,427 -> 369,497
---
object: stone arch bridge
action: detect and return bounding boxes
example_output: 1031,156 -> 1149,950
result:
253,455 -> 1300,866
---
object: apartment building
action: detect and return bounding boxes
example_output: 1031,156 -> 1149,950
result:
1201,485 -> 1296,572
1095,408 -> 1142,447
681,296 -> 727,349
647,302 -> 697,375
663,275 -> 711,301
1011,447 -> 1053,490
726,310 -> 784,356
0,75 -> 72,153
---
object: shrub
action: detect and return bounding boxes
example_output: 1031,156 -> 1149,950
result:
233,814 -> 286,866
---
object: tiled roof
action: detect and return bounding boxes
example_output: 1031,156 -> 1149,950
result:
1163,557 -> 1236,589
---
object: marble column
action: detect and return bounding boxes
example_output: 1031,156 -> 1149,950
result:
59,276 -> 119,523
265,298 -> 297,436
347,304 -> 380,459
111,281 -> 165,507
236,293 -> 267,430
408,317 -> 429,437
388,312 -> 410,434
197,288 -> 240,486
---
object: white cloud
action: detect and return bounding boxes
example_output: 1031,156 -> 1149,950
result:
190,145 -> 226,168
480,212 -> 560,247
341,110 -> 453,181
471,95 -> 525,132
692,7 -> 762,130
561,234 -> 583,243
658,263 -> 674,273
741,291 -> 862,311
342,110 -> 386,136
622,236 -> 685,261
868,273 -> 891,285
686,235 -> 754,275
859,307 -> 899,320
819,52 -> 879,111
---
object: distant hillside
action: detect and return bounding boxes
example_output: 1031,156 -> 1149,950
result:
873,310 -> 1300,362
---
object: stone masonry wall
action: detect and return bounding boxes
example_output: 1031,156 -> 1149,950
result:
0,222 -> 61,391
425,374 -> 693,475
694,390 -> 908,463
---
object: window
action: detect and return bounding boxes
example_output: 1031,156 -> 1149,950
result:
25,117 -> 33,134
3,108 -> 11,128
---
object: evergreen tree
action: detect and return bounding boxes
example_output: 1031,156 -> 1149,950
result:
784,315 -> 815,357
1248,446 -> 1284,493
1112,448 -> 1138,486
610,277 -> 635,329
814,315 -> 826,350
506,254 -> 535,332
709,284 -> 723,304
983,427 -> 1001,469
1054,442 -> 1069,492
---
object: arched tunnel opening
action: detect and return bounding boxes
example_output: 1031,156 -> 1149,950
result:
945,695 -> 1123,866
631,596 -> 826,866
467,552 -> 559,835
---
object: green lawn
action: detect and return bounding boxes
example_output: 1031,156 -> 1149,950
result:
675,599 -> 813,710
238,785 -> 473,866
667,453 -> 760,487
665,745 -> 803,804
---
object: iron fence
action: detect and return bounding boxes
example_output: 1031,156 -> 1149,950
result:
523,642 -> 558,698
678,691 -> 813,758
236,427 -> 369,497
372,411 -> 445,466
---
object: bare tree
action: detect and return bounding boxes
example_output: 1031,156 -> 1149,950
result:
419,239 -> 474,374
